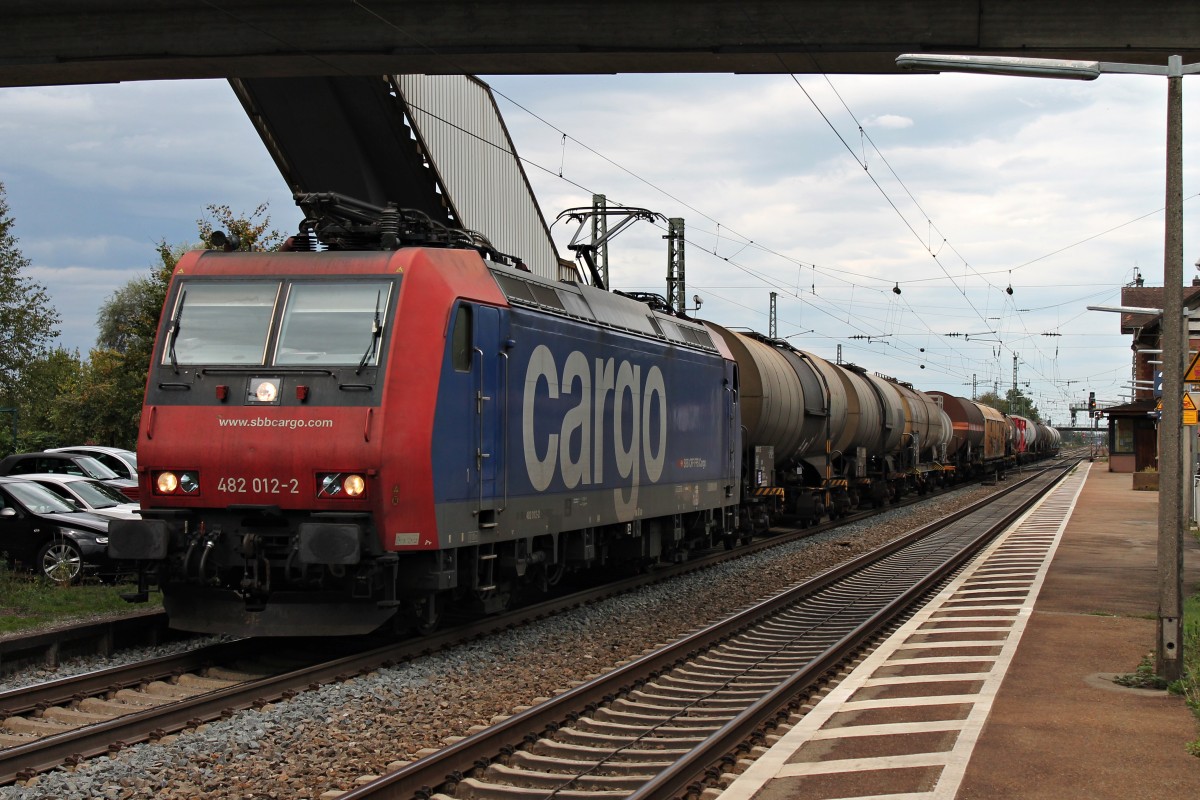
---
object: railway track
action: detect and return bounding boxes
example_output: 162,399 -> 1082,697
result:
0,459 -> 1070,786
331,460 -> 1077,800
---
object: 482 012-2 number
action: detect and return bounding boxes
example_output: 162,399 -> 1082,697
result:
217,476 -> 301,494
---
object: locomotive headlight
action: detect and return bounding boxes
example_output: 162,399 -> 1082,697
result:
318,472 -> 367,499
247,377 -> 281,404
154,470 -> 200,495
343,474 -> 365,497
156,472 -> 178,494
179,472 -> 199,493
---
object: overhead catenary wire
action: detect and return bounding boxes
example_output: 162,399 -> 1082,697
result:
204,0 -> 1154,417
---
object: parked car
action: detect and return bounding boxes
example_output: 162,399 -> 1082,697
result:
46,446 -> 138,483
0,476 -> 112,584
21,473 -> 141,520
0,452 -> 138,501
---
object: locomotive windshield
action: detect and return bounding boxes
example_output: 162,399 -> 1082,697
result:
275,282 -> 392,366
161,279 -> 394,368
164,282 -> 281,365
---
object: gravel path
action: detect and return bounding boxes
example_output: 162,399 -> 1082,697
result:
2,482 -> 1010,799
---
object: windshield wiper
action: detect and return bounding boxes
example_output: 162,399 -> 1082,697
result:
167,289 -> 186,374
356,292 -> 383,375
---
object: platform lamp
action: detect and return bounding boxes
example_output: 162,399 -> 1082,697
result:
897,52 -> 1200,682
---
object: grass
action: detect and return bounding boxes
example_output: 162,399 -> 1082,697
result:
1113,567 -> 1200,756
1183,592 -> 1200,756
0,563 -> 160,635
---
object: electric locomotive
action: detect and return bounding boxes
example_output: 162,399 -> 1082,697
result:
111,199 -> 743,635
111,196 -> 1059,637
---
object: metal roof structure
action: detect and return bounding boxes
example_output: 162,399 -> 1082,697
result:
235,74 -> 565,280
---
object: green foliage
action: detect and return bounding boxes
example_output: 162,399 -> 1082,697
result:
975,388 -> 1042,421
1118,594 -> 1200,756
0,347 -> 85,453
0,562 -> 159,634
0,182 -> 61,442
44,204 -> 283,449
198,203 -> 285,252
1113,653 -> 1170,690
1183,592 -> 1200,756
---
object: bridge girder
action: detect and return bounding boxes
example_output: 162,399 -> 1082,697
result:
5,1 -> 1200,87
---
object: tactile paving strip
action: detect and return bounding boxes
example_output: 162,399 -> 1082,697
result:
717,463 -> 1091,800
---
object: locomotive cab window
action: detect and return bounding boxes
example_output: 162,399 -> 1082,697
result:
451,304 -> 472,372
275,282 -> 394,366
163,281 -> 281,366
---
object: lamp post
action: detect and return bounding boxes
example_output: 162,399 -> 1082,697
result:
898,52 -> 1199,681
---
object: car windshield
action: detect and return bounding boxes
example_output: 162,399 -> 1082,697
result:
69,479 -> 128,509
75,456 -> 119,480
6,481 -> 78,514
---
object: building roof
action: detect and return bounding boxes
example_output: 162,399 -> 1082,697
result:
1119,285 -> 1200,334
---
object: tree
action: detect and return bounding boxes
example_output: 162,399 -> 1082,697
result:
975,389 -> 1041,421
64,205 -> 285,447
0,347 -> 83,453
976,391 -> 1009,415
198,203 -> 285,252
50,348 -> 144,448
0,182 -> 60,401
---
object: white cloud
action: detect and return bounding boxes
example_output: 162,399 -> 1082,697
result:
863,114 -> 913,129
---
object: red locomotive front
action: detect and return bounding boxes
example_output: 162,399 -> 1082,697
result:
114,246 -> 507,635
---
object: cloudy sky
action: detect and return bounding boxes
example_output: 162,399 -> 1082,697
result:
1,69 -> 1197,427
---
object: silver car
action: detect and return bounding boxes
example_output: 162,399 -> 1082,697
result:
21,473 -> 142,520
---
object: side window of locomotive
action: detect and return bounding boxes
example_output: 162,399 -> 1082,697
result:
164,282 -> 281,366
275,282 -> 393,366
452,305 -> 472,372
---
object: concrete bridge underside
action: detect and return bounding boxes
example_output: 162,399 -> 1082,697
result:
6,1 -> 1200,87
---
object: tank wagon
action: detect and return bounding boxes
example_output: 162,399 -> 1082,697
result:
110,197 -> 1057,637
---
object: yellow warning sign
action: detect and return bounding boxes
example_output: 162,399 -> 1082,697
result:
1153,395 -> 1198,422
1187,351 -> 1200,383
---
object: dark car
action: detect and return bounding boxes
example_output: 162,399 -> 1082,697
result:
0,452 -> 139,501
0,476 -> 112,584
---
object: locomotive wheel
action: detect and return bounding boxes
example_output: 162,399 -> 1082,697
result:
414,595 -> 443,636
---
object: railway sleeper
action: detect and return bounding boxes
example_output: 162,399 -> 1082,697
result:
478,762 -> 652,792
39,706 -> 115,726
615,691 -> 742,712
593,708 -> 731,729
572,717 -> 724,737
629,687 -> 756,708
3,716 -> 72,736
551,726 -> 706,749
113,688 -> 174,706
609,695 -> 739,714
524,737 -> 691,762
443,777 -> 626,799
505,750 -> 672,776
80,697 -> 149,716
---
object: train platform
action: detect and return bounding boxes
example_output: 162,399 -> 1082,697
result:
716,461 -> 1200,800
